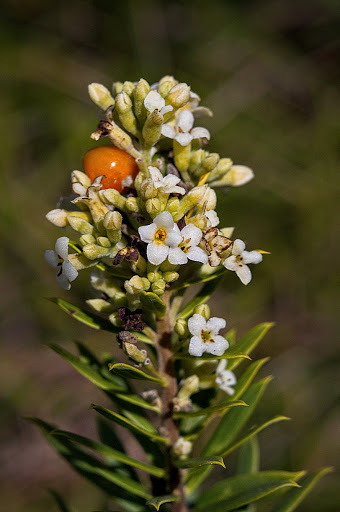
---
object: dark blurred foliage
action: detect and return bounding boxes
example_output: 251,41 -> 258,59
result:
0,1 -> 339,511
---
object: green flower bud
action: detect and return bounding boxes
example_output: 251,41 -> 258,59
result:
109,311 -> 120,326
96,236 -> 111,248
122,81 -> 135,96
189,149 -> 206,172
140,180 -> 157,199
68,253 -> 98,270
194,303 -> 210,320
178,375 -> 200,399
68,216 -> 95,235
175,318 -> 188,337
103,211 -> 122,244
122,342 -> 147,364
210,165 -> 254,188
124,275 -> 150,295
158,75 -> 178,97
163,271 -> 179,283
79,234 -> 96,246
88,83 -> 114,111
133,78 -> 150,123
173,139 -> 191,174
166,83 -> 190,108
112,81 -> 123,95
203,153 -> 220,172
142,110 -> 163,146
196,187 -> 216,211
115,92 -> 138,136
147,271 -> 163,283
83,243 -> 109,260
146,197 -> 162,217
172,185 -> 208,221
99,189 -> 126,210
151,279 -> 166,296
125,196 -> 140,213
208,157 -> 233,181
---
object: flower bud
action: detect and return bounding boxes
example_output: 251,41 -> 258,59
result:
146,197 -> 162,217
88,83 -> 114,111
175,318 -> 188,337
203,153 -> 220,172
109,311 -> 120,326
140,180 -> 157,199
172,185 -> 208,221
158,75 -> 178,97
99,189 -> 126,210
68,252 -> 98,270
208,157 -> 233,181
151,279 -> 166,296
68,216 -> 95,235
125,197 -> 140,212
124,275 -> 150,295
122,81 -> 135,96
211,165 -> 254,188
46,209 -> 68,227
147,271 -> 162,283
166,83 -> 191,108
83,243 -> 109,260
115,92 -> 138,136
71,170 -> 92,194
122,342 -> 147,364
79,234 -> 96,246
189,149 -> 206,172
173,437 -> 192,458
112,81 -> 123,95
194,303 -> 210,320
173,139 -> 191,174
133,79 -> 150,123
163,271 -> 179,283
178,375 -> 200,399
103,211 -> 122,230
142,110 -> 163,146
96,236 -> 111,248
197,187 -> 217,211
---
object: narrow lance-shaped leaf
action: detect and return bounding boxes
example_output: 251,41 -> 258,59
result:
173,344 -> 250,361
193,471 -> 303,512
173,400 -> 246,419
275,467 -> 333,512
53,429 -> 166,478
228,322 -> 274,371
175,456 -> 225,469
236,437 -> 260,512
109,363 -> 167,386
146,495 -> 179,511
177,279 -> 222,320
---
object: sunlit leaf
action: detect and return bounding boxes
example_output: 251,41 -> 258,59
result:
146,494 -> 179,511
109,363 -> 166,386
175,456 -> 225,469
47,297 -> 117,331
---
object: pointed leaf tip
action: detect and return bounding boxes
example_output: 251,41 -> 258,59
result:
146,494 -> 180,511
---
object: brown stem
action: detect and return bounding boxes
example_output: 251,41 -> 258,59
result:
157,292 -> 187,512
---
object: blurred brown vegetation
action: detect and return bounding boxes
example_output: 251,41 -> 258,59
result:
0,1 -> 339,511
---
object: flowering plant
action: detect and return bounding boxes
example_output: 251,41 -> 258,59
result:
34,76 -> 330,512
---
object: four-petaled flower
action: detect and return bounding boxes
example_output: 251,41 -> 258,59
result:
188,313 -> 229,357
148,166 -> 185,195
215,359 -> 237,395
223,239 -> 262,285
144,90 -> 173,115
138,211 -> 182,266
161,110 -> 210,147
45,236 -> 78,290
168,224 -> 208,265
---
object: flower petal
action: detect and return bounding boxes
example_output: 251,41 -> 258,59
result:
190,127 -> 210,140
181,224 -> 202,246
168,247 -> 188,265
207,335 -> 229,356
242,250 -> 263,265
232,239 -> 245,256
188,313 -> 206,336
147,242 -> 169,266
177,110 -> 194,132
236,264 -> 252,285
55,236 -> 70,259
223,255 -> 238,271
148,166 -> 163,182
189,336 -> 205,357
45,250 -> 59,268
161,124 -> 176,139
206,210 -> 219,227
144,90 -> 165,112
165,228 -> 182,248
138,223 -> 157,243
174,132 -> 192,147
207,317 -> 226,333
186,246 -> 208,264
56,271 -> 71,290
154,211 -> 174,229
160,104 -> 173,115
63,260 -> 79,282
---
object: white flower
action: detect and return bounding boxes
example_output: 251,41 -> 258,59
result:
45,236 -> 78,290
188,313 -> 229,357
148,166 -> 185,195
138,211 -> 182,266
173,437 -> 192,457
215,360 -> 237,395
223,239 -> 262,285
161,110 -> 210,147
168,224 -> 208,265
144,90 -> 173,115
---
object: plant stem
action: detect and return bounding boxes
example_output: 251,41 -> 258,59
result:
157,292 -> 187,512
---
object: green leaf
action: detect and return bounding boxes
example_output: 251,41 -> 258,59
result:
91,404 -> 169,444
237,437 -> 260,475
115,392 -> 161,412
175,267 -> 225,290
47,297 -> 118,332
222,415 -> 290,458
174,344 -> 250,361
140,291 -> 166,315
177,279 -> 222,320
194,471 -> 302,511
47,343 -> 127,392
173,400 -> 246,419
146,495 -> 179,511
275,467 -> 333,512
228,323 -> 274,371
232,358 -> 269,401
109,363 -> 166,386
175,456 -> 225,469
53,429 -> 165,478
47,489 -> 75,512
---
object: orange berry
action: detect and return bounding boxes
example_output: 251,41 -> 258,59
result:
82,145 -> 139,193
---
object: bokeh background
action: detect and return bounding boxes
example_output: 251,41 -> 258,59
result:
1,1 -> 339,511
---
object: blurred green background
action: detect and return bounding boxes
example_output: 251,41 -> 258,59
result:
1,0 -> 339,511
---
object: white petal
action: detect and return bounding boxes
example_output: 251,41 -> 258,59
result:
207,317 -> 226,333
186,246 -> 208,264
220,370 -> 237,386
242,250 -> 263,265
165,229 -> 182,247
160,104 -> 173,115
55,236 -> 69,259
163,174 -> 181,187
236,264 -> 252,285
56,272 -> 71,290
144,90 -> 165,112
154,211 -> 174,229
206,210 -> 219,227
46,209 -> 68,227
233,239 -> 246,256
148,166 -> 163,182
207,335 -> 229,356
216,359 -> 227,373
181,224 -> 202,246
174,132 -> 192,147
168,247 -> 188,265
223,255 -> 238,272
138,223 -> 157,243
171,185 -> 186,195
188,313 -> 206,336
63,260 -> 79,282
45,250 -> 59,268
161,124 -> 176,139
147,242 -> 169,266
177,110 -> 194,132
190,127 -> 210,140
189,337 -> 205,357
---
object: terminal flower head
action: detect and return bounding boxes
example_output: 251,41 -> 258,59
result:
188,313 -> 229,357
168,224 -> 208,265
44,236 -> 78,290
138,211 -> 182,266
215,360 -> 237,395
223,239 -> 262,285
161,109 -> 210,147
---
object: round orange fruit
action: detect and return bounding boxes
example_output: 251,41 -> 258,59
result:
83,145 -> 139,193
